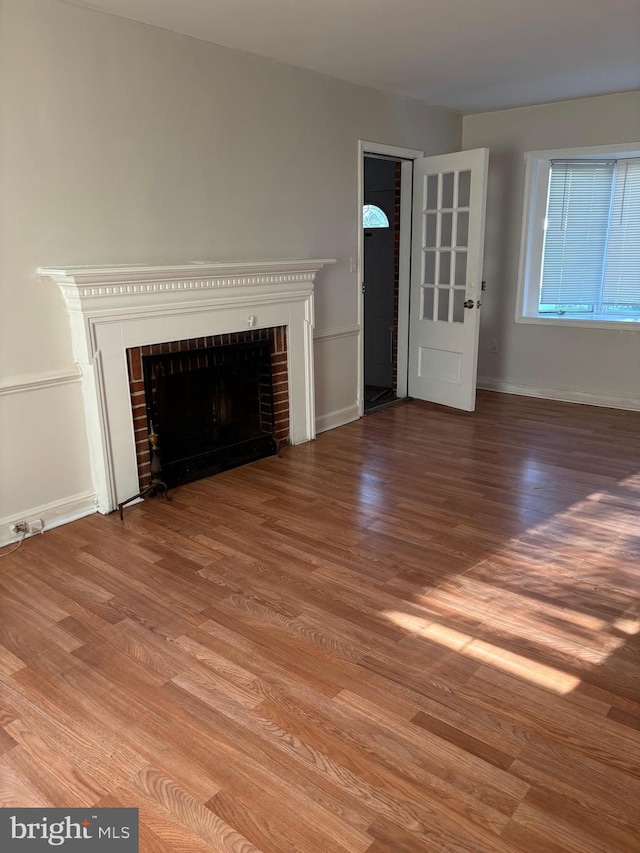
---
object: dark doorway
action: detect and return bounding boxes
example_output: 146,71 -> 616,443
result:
363,156 -> 401,412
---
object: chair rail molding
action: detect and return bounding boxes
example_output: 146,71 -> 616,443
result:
314,324 -> 361,342
0,369 -> 82,396
39,260 -> 335,514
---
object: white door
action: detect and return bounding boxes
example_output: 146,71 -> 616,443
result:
408,148 -> 489,411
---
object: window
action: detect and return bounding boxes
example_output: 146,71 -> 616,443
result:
517,144 -> 640,327
362,204 -> 390,228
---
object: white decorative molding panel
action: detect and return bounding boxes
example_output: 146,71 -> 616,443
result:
39,260 -> 335,513
0,369 -> 82,397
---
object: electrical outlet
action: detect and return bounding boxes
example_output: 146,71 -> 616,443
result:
10,519 -> 44,537
490,338 -> 499,353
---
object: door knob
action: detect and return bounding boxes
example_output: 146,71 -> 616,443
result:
463,299 -> 475,309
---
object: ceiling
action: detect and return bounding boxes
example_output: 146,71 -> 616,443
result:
65,0 -> 640,113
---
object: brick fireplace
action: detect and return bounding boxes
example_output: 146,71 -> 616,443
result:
127,327 -> 289,489
40,260 -> 334,513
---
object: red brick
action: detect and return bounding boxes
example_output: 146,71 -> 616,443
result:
128,348 -> 142,382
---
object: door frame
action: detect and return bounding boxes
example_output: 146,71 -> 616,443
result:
357,141 -> 424,416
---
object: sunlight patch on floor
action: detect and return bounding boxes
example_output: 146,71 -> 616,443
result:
385,610 -> 582,694
378,456 -> 640,698
613,617 -> 640,635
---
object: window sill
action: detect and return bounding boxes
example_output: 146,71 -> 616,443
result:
516,314 -> 640,331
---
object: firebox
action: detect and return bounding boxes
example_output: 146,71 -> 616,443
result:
141,338 -> 278,487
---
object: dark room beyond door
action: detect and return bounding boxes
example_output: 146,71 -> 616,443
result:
363,156 -> 400,411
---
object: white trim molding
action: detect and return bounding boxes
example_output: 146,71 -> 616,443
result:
0,369 -> 81,397
478,376 -> 640,412
0,490 -> 97,547
360,141 -> 425,161
39,260 -> 335,514
516,141 -> 640,330
360,145 -> 486,403
358,141 -> 424,414
314,324 -> 360,342
316,403 -> 360,434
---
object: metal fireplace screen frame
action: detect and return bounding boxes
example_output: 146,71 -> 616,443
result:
141,338 -> 277,488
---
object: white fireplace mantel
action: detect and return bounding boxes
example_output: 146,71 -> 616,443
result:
39,259 -> 335,513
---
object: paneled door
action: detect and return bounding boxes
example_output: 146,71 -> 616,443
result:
408,149 -> 489,411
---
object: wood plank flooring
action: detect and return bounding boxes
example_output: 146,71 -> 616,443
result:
1,391 -> 639,851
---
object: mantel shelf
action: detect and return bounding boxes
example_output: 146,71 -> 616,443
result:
38,259 -> 336,289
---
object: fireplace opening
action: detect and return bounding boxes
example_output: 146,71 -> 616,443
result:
142,338 -> 277,488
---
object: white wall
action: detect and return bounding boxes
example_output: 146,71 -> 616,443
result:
0,0 -> 461,541
463,92 -> 640,410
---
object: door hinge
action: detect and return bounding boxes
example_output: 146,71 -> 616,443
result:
481,281 -> 487,291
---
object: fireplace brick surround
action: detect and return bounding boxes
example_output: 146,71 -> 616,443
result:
40,260 -> 334,513
127,326 -> 289,488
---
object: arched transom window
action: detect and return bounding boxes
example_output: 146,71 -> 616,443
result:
362,204 -> 390,228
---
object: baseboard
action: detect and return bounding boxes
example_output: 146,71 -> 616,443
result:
477,377 -> 640,412
315,402 -> 360,434
0,490 -> 97,548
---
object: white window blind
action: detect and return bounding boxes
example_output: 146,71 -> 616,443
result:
540,161 -> 614,306
603,158 -> 640,306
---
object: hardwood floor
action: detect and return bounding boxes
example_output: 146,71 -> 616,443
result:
1,391 -> 639,852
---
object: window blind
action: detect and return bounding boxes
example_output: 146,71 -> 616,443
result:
602,158 -> 640,306
540,161 -> 614,305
